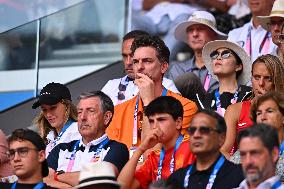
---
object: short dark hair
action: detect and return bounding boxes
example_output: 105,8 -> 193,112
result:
197,109 -> 227,134
144,96 -> 183,121
237,123 -> 279,153
131,35 -> 170,63
78,91 -> 114,125
123,30 -> 149,41
8,129 -> 49,177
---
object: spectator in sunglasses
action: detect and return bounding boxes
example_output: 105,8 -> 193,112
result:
200,40 -> 252,117
166,109 -> 244,189
0,129 -> 56,189
222,54 -> 284,158
257,0 -> 284,63
101,30 -> 179,106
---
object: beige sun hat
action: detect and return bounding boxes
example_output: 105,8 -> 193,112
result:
75,162 -> 120,188
202,40 -> 251,86
174,11 -> 227,43
257,0 -> 284,31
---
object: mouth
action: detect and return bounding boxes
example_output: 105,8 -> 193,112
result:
191,142 -> 203,147
14,165 -> 23,170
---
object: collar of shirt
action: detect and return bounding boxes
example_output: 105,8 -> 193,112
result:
249,19 -> 265,31
238,175 -> 281,189
78,134 -> 108,148
190,153 -> 222,175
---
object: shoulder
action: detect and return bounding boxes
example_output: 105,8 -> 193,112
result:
108,140 -> 128,151
228,22 -> 250,39
101,78 -> 122,93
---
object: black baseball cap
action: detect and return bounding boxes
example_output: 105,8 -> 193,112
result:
32,82 -> 71,109
9,129 -> 49,177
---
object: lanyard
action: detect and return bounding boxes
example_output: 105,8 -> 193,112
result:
214,88 -> 238,116
203,73 -> 211,92
246,26 -> 270,57
183,155 -> 225,188
187,67 -> 210,92
51,120 -> 73,147
91,137 -> 110,162
280,141 -> 284,156
117,76 -> 131,104
11,182 -> 45,189
271,180 -> 282,189
66,137 -> 110,172
156,135 -> 183,180
133,88 -> 168,146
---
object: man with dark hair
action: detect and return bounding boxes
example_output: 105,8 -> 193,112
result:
167,109 -> 244,189
0,129 -> 55,189
118,96 -> 195,189
235,124 -> 284,189
101,30 -> 179,105
106,35 -> 197,151
45,91 -> 129,188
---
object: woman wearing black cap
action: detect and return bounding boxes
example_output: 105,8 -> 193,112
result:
32,82 -> 80,157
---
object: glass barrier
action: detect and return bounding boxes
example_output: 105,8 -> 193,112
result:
0,0 -> 128,111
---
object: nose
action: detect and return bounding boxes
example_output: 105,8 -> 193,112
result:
192,128 -> 202,138
79,111 -> 87,122
126,55 -> 132,66
192,29 -> 199,37
258,77 -> 265,87
242,154 -> 253,166
135,60 -> 144,71
13,151 -> 21,161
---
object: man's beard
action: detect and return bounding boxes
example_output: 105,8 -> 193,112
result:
244,165 -> 263,185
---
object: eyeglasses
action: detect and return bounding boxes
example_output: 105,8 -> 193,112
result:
188,126 -> 219,135
210,50 -> 232,60
6,147 -> 38,160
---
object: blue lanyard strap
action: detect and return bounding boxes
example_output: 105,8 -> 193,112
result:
156,135 -> 183,180
70,140 -> 80,159
53,120 -> 73,145
214,88 -> 239,109
271,180 -> 281,189
161,88 -> 168,96
183,155 -> 225,188
280,141 -> 284,156
93,137 -> 110,159
11,182 -> 45,189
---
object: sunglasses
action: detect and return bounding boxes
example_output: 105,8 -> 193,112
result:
188,126 -> 219,135
117,83 -> 127,100
210,50 -> 232,60
6,147 -> 38,160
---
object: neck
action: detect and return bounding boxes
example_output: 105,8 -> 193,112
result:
218,76 -> 238,94
252,16 -> 261,28
196,151 -> 221,171
18,174 -> 42,185
194,51 -> 204,69
154,82 -> 164,98
163,132 -> 180,151
82,132 -> 105,145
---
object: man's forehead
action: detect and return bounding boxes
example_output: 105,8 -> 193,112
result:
78,97 -> 100,108
187,23 -> 211,31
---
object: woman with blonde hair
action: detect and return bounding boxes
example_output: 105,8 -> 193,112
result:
221,54 -> 284,158
33,82 -> 80,157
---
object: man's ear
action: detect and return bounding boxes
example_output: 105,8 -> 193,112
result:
38,150 -> 46,163
103,111 -> 113,126
161,62 -> 169,74
175,117 -> 183,130
271,146 -> 279,164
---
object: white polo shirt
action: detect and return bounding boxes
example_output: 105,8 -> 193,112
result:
228,20 -> 277,62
